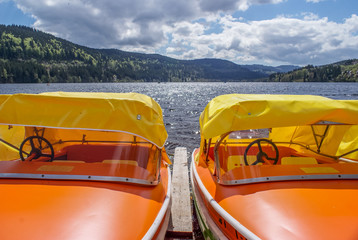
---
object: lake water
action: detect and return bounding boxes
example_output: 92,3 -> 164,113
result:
1,82 -> 357,155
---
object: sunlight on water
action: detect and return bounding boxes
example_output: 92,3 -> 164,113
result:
1,82 -> 357,155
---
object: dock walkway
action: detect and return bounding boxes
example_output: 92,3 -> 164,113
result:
165,147 -> 195,239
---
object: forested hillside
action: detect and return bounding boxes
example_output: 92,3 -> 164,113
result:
2,25 -> 353,83
269,60 -> 358,82
0,25 -> 268,83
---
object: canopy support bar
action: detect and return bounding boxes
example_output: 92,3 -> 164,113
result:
0,138 -> 20,152
311,125 -> 330,153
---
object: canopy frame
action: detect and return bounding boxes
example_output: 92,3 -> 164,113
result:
211,124 -> 358,182
311,125 -> 330,153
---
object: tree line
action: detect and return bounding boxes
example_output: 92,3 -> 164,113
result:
1,25 -> 356,83
270,62 -> 358,82
0,25 -> 266,83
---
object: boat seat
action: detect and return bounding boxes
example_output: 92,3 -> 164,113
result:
281,157 -> 317,165
227,155 -> 257,170
53,160 -> 85,163
64,144 -> 150,167
102,160 -> 138,166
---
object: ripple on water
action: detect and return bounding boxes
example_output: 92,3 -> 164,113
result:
1,82 -> 357,155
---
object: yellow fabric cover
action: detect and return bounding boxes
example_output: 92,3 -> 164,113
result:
336,125 -> 358,158
0,125 -> 25,160
199,94 -> 358,159
200,94 -> 358,140
0,92 -> 167,148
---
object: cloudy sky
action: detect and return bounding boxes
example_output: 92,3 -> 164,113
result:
0,0 -> 358,66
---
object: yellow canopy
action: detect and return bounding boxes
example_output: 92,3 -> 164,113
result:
0,92 -> 168,148
200,94 -> 358,140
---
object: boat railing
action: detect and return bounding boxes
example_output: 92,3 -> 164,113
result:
274,141 -> 358,162
212,137 -> 358,163
211,138 -> 358,181
0,137 -> 153,156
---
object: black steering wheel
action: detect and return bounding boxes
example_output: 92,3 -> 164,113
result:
19,136 -> 54,162
244,139 -> 279,166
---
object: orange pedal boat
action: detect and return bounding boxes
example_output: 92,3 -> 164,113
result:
191,94 -> 358,240
0,92 -> 171,240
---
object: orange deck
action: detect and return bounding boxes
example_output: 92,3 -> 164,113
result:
0,163 -> 169,240
193,149 -> 358,240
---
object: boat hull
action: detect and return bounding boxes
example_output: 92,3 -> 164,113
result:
191,163 -> 228,240
0,167 -> 171,240
191,149 -> 358,240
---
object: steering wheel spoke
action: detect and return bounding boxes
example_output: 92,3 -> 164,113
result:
29,138 -> 35,149
252,159 -> 262,165
25,153 -> 37,162
262,158 -> 274,165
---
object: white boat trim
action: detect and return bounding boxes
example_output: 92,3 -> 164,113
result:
190,162 -> 228,240
142,166 -> 172,240
191,150 -> 261,240
219,173 -> 358,185
339,157 -> 358,163
0,173 -> 158,185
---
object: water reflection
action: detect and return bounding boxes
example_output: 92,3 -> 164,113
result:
1,82 -> 357,155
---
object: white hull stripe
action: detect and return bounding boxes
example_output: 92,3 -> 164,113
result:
220,174 -> 358,185
0,173 -> 157,185
191,150 -> 261,240
142,166 -> 171,240
190,163 -> 228,240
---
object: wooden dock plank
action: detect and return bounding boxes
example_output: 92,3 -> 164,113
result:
168,147 -> 193,234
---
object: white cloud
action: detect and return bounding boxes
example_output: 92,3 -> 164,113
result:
11,0 -> 358,65
198,0 -> 286,12
167,14 -> 358,65
306,0 -> 325,2
16,0 -> 199,49
302,12 -> 320,20
14,0 -> 285,48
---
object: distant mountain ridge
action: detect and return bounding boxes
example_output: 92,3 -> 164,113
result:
1,24 -> 352,83
245,64 -> 299,74
269,59 -> 358,82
